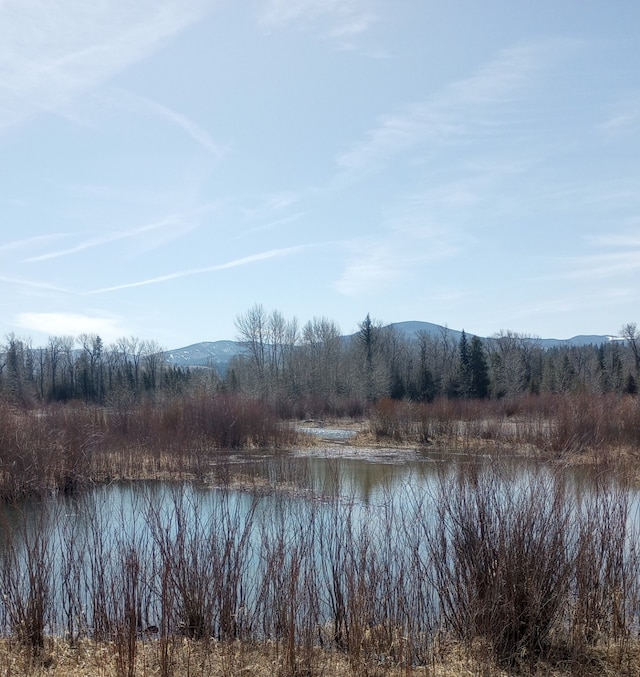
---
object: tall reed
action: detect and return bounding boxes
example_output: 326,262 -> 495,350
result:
0,460 -> 637,675
0,394 -> 298,502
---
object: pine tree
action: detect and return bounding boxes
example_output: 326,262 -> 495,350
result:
469,335 -> 490,398
457,330 -> 471,397
624,373 -> 637,395
359,313 -> 379,401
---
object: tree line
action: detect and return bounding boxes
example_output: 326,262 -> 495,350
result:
0,333 -> 191,407
230,306 -> 639,410
0,306 -> 638,410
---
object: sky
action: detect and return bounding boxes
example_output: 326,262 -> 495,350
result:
1,0 -> 640,349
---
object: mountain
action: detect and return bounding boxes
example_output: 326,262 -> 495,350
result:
388,321 -> 465,342
163,341 -> 247,372
163,323 -> 619,372
388,322 -> 616,348
533,335 -> 621,348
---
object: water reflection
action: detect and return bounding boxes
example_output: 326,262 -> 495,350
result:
0,449 -> 636,642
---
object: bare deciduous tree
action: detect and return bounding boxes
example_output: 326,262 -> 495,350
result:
621,322 -> 640,374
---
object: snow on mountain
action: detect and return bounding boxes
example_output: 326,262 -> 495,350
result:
163,323 -> 617,372
163,341 -> 247,372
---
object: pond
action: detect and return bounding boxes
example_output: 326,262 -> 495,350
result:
0,436 -> 637,652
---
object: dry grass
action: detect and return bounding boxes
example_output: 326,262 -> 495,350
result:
2,393 -> 640,676
0,395 -> 298,501
0,638 -> 354,677
356,394 -> 640,464
0,636 -> 637,677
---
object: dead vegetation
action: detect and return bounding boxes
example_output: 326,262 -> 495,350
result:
364,393 -> 640,461
0,461 -> 638,676
0,391 -> 640,675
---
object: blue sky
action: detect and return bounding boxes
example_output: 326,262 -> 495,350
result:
1,1 -> 639,349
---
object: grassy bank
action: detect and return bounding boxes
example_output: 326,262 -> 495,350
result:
2,636 -> 637,677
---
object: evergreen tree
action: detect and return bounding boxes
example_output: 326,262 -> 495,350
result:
359,313 -> 379,401
418,366 -> 436,402
624,373 -> 637,395
5,335 -> 25,404
390,369 -> 405,400
457,330 -> 471,397
559,354 -> 577,393
469,335 -> 490,398
414,338 -> 436,402
596,344 -> 611,393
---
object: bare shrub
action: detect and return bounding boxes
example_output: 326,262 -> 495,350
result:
572,474 -> 634,649
137,392 -> 296,452
615,394 -> 640,447
344,392 -> 639,455
0,414 -> 640,677
427,462 -> 575,667
415,398 -> 459,442
550,395 -> 608,452
112,547 -> 142,677
0,498 -> 55,654
147,485 -> 257,645
371,398 -> 415,441
255,498 -> 320,676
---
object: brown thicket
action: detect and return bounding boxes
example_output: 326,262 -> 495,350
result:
0,463 -> 638,675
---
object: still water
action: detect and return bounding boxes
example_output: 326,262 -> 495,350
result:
0,441 -> 635,640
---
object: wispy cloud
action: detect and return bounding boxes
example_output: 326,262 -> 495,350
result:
140,99 -> 225,156
333,179 -> 475,299
560,251 -> 640,281
262,0 -> 353,26
547,229 -> 640,282
327,13 -> 376,40
334,234 -> 458,298
336,38 -> 579,174
333,243 -> 402,297
508,286 -> 639,323
15,312 -> 127,342
102,89 -> 227,156
89,245 -> 309,294
0,233 -> 69,253
599,92 -> 640,135
260,0 -> 376,45
0,275 -> 78,295
238,191 -> 300,219
237,212 -> 304,238
0,0 -> 214,131
586,232 -> 640,248
24,206 -> 214,263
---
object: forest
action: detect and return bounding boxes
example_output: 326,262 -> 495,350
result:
1,306 -> 638,414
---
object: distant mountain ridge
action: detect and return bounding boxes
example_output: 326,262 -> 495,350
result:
163,341 -> 247,371
388,322 -> 618,349
163,321 -> 618,373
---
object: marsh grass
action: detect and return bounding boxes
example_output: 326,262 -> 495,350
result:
1,390 -> 640,675
0,464 -> 638,675
0,394 -> 295,501
1,391 -> 638,502
368,393 -> 640,458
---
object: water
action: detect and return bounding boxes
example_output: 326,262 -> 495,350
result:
0,443 -> 636,643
